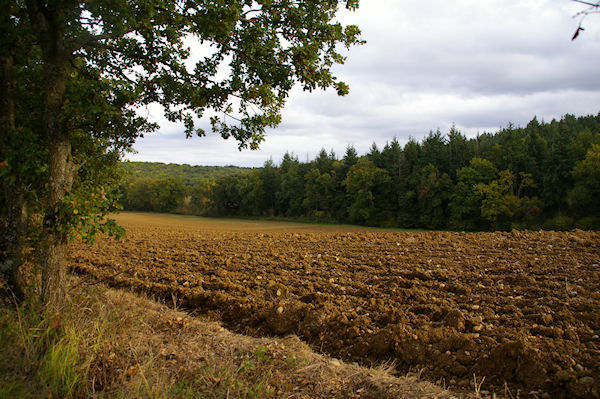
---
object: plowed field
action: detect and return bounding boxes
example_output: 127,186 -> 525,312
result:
70,212 -> 600,398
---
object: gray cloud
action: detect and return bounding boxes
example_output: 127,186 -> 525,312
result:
127,0 -> 600,167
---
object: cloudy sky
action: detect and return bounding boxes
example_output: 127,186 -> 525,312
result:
126,0 -> 600,167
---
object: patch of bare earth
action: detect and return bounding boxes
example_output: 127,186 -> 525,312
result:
70,213 -> 600,398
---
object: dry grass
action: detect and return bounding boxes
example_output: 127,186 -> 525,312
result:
113,211 -> 408,233
1,276 -> 466,398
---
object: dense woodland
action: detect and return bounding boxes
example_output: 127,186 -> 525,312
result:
120,114 -> 600,231
123,163 -> 250,187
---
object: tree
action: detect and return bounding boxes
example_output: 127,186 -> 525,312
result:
522,118 -> 548,197
343,159 -> 391,225
447,126 -> 474,178
569,144 -> 600,226
380,138 -> 403,183
422,129 -> 449,175
541,121 -> 580,214
2,0 -> 363,308
330,146 -> 359,220
314,148 -> 336,174
261,159 -> 278,216
123,177 -> 186,212
276,153 -> 304,216
448,158 -> 497,230
2,3 -> 143,303
210,174 -> 245,216
474,170 -> 541,230
238,170 -> 266,216
339,145 -> 359,180
415,163 -> 452,229
402,137 -> 423,177
302,167 -> 334,218
485,125 -> 528,174
190,180 -> 216,215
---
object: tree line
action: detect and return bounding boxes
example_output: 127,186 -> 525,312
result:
120,113 -> 600,231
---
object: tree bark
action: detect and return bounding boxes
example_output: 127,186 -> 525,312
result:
27,1 -> 74,310
41,136 -> 73,309
40,58 -> 73,310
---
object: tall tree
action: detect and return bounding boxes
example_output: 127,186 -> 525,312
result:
367,142 -> 384,168
522,118 -> 548,197
422,129 -> 449,175
261,159 -> 278,216
314,148 -> 336,174
415,163 -> 452,229
395,138 -> 421,227
380,138 -> 403,182
569,144 -> 600,226
476,170 -> 522,230
447,126 -> 474,178
343,159 -> 391,225
302,167 -> 334,218
276,153 -> 304,216
541,121 -> 578,214
339,145 -> 359,179
238,170 -> 266,216
2,0 -> 362,307
448,158 -> 497,230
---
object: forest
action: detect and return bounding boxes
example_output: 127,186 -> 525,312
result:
123,163 -> 251,187
120,113 -> 600,231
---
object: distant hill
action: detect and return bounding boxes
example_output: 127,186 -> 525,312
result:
121,161 -> 252,186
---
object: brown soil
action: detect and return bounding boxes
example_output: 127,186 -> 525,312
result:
70,212 -> 600,398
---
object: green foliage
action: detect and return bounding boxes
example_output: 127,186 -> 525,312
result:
475,170 -> 521,230
1,0 -> 364,301
542,214 -> 575,231
302,167 -> 335,218
261,160 -> 278,215
343,159 -> 391,225
422,130 -> 450,175
239,170 -> 267,216
276,153 -> 305,217
447,126 -> 475,178
123,177 -> 187,213
122,162 -> 250,186
416,164 -> 452,229
70,0 -> 363,147
118,113 -> 600,231
448,158 -> 497,230
569,144 -> 600,224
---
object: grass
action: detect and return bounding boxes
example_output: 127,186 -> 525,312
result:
116,211 -> 429,233
0,276 -> 462,399
0,289 -> 98,398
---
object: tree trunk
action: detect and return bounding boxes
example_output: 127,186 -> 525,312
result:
41,135 -> 74,309
26,0 -> 74,310
1,52 -> 28,300
40,61 -> 73,310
